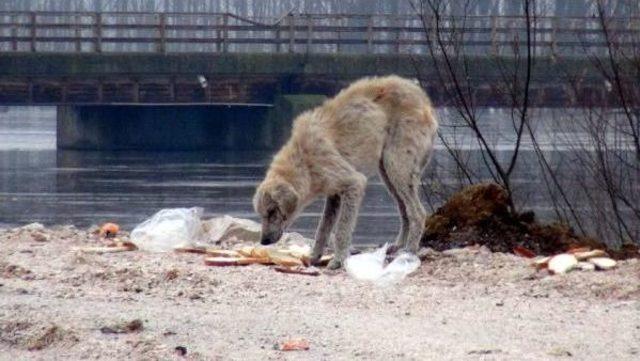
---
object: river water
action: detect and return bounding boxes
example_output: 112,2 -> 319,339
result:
0,106 -> 636,245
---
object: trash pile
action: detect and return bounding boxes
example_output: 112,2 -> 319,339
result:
422,183 -> 639,260
74,209 -> 330,276
73,208 -> 421,283
531,247 -> 617,274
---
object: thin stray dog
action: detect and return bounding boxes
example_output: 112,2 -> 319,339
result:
253,75 -> 438,269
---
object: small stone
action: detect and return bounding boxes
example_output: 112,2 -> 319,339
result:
100,319 -> 143,334
174,345 -> 187,356
21,222 -> 45,232
31,232 -> 49,242
547,347 -> 573,357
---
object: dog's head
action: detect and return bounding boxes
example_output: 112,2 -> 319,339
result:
253,179 -> 299,245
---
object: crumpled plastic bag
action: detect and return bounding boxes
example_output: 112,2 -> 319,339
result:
202,215 -> 262,243
130,207 -> 204,252
132,211 -> 315,252
345,244 -> 421,286
201,215 -> 314,247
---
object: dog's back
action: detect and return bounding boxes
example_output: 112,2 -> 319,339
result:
291,76 -> 437,176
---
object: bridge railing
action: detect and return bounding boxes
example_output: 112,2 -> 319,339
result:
0,11 -> 638,55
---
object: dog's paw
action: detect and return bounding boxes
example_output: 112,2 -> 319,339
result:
326,257 -> 344,270
386,244 -> 401,255
309,254 -> 322,266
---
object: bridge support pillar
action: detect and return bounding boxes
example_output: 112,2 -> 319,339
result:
263,94 -> 326,147
56,97 -> 324,151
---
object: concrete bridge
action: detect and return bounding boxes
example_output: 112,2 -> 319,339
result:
0,11 -> 636,150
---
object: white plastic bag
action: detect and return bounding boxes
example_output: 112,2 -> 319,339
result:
345,243 -> 389,281
202,215 -> 261,243
375,252 -> 421,287
345,244 -> 421,286
201,216 -> 314,246
130,207 -> 203,252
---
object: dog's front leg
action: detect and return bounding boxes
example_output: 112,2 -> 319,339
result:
327,174 -> 367,270
311,194 -> 341,265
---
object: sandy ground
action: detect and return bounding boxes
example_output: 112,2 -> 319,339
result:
0,224 -> 639,361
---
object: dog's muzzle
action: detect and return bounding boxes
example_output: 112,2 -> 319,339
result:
260,230 -> 283,245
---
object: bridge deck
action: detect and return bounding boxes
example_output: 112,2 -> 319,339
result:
0,12 -> 637,107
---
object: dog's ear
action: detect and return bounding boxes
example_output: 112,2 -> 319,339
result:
253,184 -> 275,214
275,183 -> 299,216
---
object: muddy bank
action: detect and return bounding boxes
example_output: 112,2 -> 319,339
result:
422,183 -> 639,259
1,224 -> 639,360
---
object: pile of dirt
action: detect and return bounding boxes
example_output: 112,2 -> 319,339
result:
421,183 -> 639,259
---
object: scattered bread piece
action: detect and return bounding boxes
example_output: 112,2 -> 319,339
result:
115,240 -> 137,251
174,246 -> 207,254
274,266 -> 320,276
205,249 -> 241,258
532,256 -> 551,270
573,249 -> 608,261
548,254 -> 578,274
250,247 -> 270,259
267,250 -> 303,267
576,262 -> 596,271
204,256 -> 268,266
513,245 -> 536,258
281,245 -> 311,259
205,257 -> 246,266
237,246 -> 256,257
279,339 -> 310,351
72,246 -> 132,253
99,222 -> 120,238
588,257 -> 617,270
567,246 -> 591,254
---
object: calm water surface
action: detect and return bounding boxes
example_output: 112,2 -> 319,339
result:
1,106 -> 636,245
0,107 -> 403,244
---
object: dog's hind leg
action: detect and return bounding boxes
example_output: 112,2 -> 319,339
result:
380,120 -> 434,253
379,156 -> 409,251
310,194 -> 341,265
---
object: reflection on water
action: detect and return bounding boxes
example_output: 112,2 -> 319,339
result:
0,106 -> 637,245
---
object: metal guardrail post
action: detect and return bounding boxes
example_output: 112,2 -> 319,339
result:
75,14 -> 81,52
491,16 -> 497,56
222,13 -> 228,53
288,14 -> 294,53
275,23 -> 281,53
30,12 -> 36,52
306,14 -> 312,52
10,14 -> 17,51
94,13 -> 102,53
158,13 -> 166,53
551,17 -> 558,55
367,16 -> 373,54
394,17 -> 400,54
